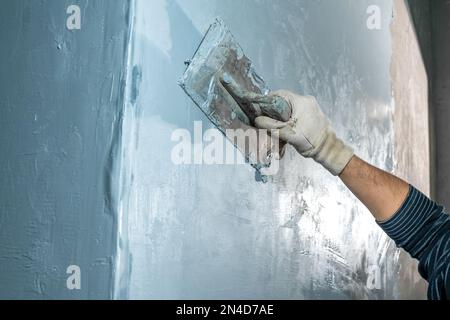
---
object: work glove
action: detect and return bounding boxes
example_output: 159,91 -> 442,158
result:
254,90 -> 354,176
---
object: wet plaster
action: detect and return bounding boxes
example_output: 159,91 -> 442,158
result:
0,0 -> 132,299
116,0 -> 429,299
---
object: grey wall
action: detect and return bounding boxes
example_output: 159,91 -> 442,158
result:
431,1 -> 450,210
116,0 -> 428,299
0,0 -> 131,299
404,0 -> 450,235
406,0 -> 432,74
405,0 -> 435,197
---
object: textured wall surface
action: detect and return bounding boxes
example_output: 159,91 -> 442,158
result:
117,0 -> 429,299
391,1 -> 431,197
0,0 -> 131,299
431,0 -> 450,210
390,0 -> 430,296
404,0 -> 434,200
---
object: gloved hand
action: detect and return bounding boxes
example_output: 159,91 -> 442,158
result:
254,90 -> 354,176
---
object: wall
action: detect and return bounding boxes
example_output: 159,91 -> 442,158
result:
404,0 -> 434,200
0,0 -> 430,300
0,0 -> 131,299
404,0 -> 450,242
431,1 -> 450,210
116,0 -> 429,299
391,1 -> 431,195
390,0 -> 430,296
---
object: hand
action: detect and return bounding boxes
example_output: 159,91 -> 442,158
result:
220,73 -> 292,122
255,90 -> 354,176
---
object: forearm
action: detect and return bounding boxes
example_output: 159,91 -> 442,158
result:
339,156 -> 410,222
337,157 -> 450,299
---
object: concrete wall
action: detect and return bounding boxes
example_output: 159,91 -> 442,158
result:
116,0 -> 429,299
390,0 -> 430,297
404,0 -> 450,232
391,1 -> 431,196
405,0 -> 435,200
0,0 -> 131,299
431,1 -> 450,210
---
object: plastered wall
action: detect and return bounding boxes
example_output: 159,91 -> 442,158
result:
0,0 -> 131,299
116,0 -> 429,299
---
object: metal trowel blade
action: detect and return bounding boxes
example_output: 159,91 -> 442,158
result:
179,18 -> 278,169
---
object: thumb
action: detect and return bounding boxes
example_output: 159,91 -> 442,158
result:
255,116 -> 288,130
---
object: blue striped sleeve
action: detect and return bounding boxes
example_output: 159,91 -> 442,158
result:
377,186 -> 450,300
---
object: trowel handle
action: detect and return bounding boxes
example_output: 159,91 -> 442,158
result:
220,73 -> 292,123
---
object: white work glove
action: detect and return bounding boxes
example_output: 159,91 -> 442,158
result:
255,90 -> 354,176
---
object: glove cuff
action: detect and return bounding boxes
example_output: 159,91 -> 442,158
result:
310,130 -> 354,176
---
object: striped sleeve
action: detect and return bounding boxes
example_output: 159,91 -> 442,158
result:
377,186 -> 450,300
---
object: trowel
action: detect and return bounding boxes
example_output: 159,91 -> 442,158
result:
179,18 -> 291,178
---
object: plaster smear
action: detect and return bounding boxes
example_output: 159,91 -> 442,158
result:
116,0 -> 428,299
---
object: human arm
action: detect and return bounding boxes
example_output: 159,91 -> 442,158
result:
243,89 -> 450,299
339,156 -> 409,222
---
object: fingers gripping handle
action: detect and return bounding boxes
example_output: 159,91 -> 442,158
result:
220,73 -> 292,123
259,95 -> 292,123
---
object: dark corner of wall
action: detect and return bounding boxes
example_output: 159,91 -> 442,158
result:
405,0 -> 437,200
